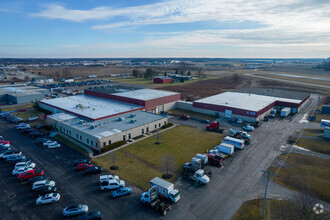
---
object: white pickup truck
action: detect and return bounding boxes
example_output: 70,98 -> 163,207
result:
99,175 -> 125,191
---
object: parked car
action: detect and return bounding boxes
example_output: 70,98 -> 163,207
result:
63,204 -> 89,217
76,163 -> 92,171
12,167 -> 33,176
36,193 -> 60,205
243,125 -> 254,131
236,119 -> 243,124
74,159 -> 91,167
20,128 -> 35,134
0,151 -> 22,159
47,143 -> 61,149
10,155 -> 27,164
34,185 -> 57,196
16,124 -> 31,130
112,187 -> 132,198
6,154 -> 26,164
29,176 -> 48,184
18,169 -> 44,181
29,131 -> 43,138
78,211 -> 103,220
35,138 -> 49,144
43,140 -> 58,147
15,161 -> 36,169
230,118 -> 236,122
264,117 -> 269,122
84,166 -> 103,175
33,179 -> 55,190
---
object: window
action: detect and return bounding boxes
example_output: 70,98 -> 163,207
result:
80,136 -> 82,140
155,124 -> 157,129
69,131 -> 71,135
87,139 -> 89,144
146,127 -> 149,132
123,135 -> 126,141
103,142 -> 106,147
76,134 -> 78,139
164,121 -> 167,125
128,133 -> 131,139
109,140 -> 111,145
142,129 -> 144,134
159,123 -> 161,127
91,141 -> 93,146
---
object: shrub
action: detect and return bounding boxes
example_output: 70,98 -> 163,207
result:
101,140 -> 126,153
162,122 -> 173,129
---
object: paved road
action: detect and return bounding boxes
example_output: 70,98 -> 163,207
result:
0,94 -> 326,219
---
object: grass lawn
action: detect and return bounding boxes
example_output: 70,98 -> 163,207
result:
296,137 -> 330,155
112,77 -> 153,85
167,109 -> 218,121
233,199 -> 324,220
315,113 -> 330,123
13,110 -> 40,120
0,103 -> 34,112
93,125 -> 223,190
269,154 -> 330,202
54,134 -> 89,156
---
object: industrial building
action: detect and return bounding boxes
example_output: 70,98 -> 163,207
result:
47,111 -> 168,151
153,76 -> 173,84
0,85 -> 50,104
84,88 -> 180,113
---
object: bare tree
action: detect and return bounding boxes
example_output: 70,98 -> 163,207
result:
160,155 -> 176,179
197,67 -> 205,79
109,152 -> 118,170
289,186 -> 324,220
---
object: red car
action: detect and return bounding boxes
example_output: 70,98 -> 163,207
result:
18,169 -> 44,181
206,154 -> 223,167
76,163 -> 92,171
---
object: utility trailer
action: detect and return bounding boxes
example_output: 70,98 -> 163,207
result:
141,186 -> 172,216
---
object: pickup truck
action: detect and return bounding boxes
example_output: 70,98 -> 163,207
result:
205,153 -> 223,167
18,169 -> 44,181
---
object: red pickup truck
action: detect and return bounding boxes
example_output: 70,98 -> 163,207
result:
206,154 -> 223,167
18,169 -> 44,181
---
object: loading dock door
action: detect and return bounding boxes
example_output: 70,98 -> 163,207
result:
225,109 -> 232,118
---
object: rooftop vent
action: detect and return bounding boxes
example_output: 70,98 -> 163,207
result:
130,119 -> 137,123
79,120 -> 85,124
130,113 -> 136,118
118,117 -> 124,121
90,124 -> 97,129
76,104 -> 84,109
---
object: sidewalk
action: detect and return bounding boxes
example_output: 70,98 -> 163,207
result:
92,124 -> 178,159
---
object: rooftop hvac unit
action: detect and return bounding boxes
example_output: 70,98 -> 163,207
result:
76,104 -> 84,109
130,119 -> 137,123
79,120 -> 85,124
118,117 -> 124,121
130,113 -> 136,118
90,124 -> 96,129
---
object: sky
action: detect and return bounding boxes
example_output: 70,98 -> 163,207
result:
0,0 -> 330,58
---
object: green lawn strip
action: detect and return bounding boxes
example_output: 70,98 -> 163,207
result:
54,134 -> 89,156
12,110 -> 41,120
303,129 -> 324,133
315,113 -> 330,123
167,109 -> 218,121
296,137 -> 330,155
269,154 -> 330,202
233,199 -> 318,220
93,125 -> 223,190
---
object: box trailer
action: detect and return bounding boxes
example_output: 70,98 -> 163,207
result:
216,143 -> 234,155
280,107 -> 291,117
195,153 -> 208,165
222,136 -> 245,149
150,177 -> 180,203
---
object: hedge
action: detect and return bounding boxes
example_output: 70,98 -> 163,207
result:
162,122 -> 173,129
101,140 -> 126,153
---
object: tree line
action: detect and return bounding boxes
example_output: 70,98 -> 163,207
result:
314,58 -> 330,71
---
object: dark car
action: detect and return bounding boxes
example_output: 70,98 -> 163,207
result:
35,138 -> 49,144
29,176 -> 48,185
79,211 -> 103,220
29,132 -> 43,138
12,157 -> 28,164
20,128 -> 35,134
84,166 -> 103,175
34,185 -> 57,196
74,159 -> 91,167
7,155 -> 26,164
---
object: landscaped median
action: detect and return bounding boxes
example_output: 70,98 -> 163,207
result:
92,125 -> 224,190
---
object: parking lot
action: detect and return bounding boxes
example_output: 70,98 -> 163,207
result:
0,94 -> 320,219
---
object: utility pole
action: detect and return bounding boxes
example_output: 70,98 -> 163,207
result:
261,170 -> 278,218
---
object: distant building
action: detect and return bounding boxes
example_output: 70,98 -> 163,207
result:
32,77 -> 54,84
153,76 -> 173,84
0,86 -> 50,104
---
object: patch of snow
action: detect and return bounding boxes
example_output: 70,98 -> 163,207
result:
293,145 -> 310,151
299,113 -> 309,123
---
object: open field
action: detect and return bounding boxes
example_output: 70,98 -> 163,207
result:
296,137 -> 330,155
255,73 -> 330,86
0,103 -> 34,111
167,109 -> 218,121
233,198 -> 326,220
93,125 -> 223,190
269,154 -> 330,202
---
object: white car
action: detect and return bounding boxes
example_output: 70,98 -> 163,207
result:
100,179 -> 125,191
47,143 -> 61,149
99,174 -> 120,182
1,151 -> 22,159
15,123 -> 27,127
36,193 -> 60,205
33,179 -> 56,190
243,125 -> 255,131
236,119 -> 243,124
43,140 -> 58,147
12,167 -> 33,176
15,161 -> 36,169
16,125 -> 31,130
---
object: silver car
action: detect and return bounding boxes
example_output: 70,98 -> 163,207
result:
62,204 -> 88,217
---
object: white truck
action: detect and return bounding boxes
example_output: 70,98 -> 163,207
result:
183,169 -> 210,185
184,157 -> 203,171
222,136 -> 245,149
215,143 -> 235,156
99,175 -> 125,191
269,109 -> 277,118
150,177 -> 180,203
228,129 -> 250,140
195,153 -> 208,165
141,186 -> 172,216
280,107 -> 291,117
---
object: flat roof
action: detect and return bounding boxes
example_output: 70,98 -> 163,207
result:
40,95 -> 143,120
234,88 -> 309,100
112,89 -> 179,101
48,111 -> 166,139
195,92 -> 301,112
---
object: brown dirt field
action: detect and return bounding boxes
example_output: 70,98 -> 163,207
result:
158,75 -> 250,101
